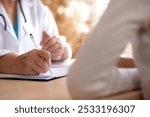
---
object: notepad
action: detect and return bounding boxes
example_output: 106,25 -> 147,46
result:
0,60 -> 74,80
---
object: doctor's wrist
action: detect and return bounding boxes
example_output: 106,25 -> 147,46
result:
0,52 -> 19,74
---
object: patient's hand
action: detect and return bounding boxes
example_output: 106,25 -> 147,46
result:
117,57 -> 135,68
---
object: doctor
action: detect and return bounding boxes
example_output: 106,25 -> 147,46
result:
0,0 -> 72,75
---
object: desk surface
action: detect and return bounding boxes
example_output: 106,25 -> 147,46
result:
0,77 -> 143,100
0,77 -> 72,100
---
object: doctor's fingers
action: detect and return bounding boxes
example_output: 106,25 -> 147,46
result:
24,63 -> 44,75
35,57 -> 49,73
23,58 -> 48,75
31,62 -> 46,74
47,41 -> 63,53
51,48 -> 64,59
51,54 -> 62,61
42,36 -> 58,50
41,31 -> 54,46
36,50 -> 51,65
23,66 -> 39,75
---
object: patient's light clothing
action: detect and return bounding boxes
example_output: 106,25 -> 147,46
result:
68,0 -> 150,99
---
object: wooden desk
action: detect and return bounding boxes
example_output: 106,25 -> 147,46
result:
0,77 -> 72,100
0,77 -> 142,100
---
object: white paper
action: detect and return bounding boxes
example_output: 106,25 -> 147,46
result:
0,60 -> 74,80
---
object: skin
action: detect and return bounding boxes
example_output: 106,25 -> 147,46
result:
41,31 -> 69,62
117,57 -> 135,68
0,50 -> 51,75
0,0 -> 133,75
0,0 -> 70,75
0,0 -> 69,62
0,0 -> 17,24
0,0 -> 132,75
0,0 -> 53,75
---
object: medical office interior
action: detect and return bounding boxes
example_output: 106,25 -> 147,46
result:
0,0 -> 143,100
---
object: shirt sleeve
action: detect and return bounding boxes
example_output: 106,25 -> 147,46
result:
67,0 -> 143,99
0,49 -> 12,56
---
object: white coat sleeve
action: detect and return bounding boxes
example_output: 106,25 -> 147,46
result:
67,0 -> 143,99
0,49 -> 12,56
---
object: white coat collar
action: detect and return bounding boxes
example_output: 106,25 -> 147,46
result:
22,0 -> 35,8
0,3 -> 6,29
0,0 -> 34,26
0,2 -> 16,39
0,0 -> 35,40
18,0 -> 35,41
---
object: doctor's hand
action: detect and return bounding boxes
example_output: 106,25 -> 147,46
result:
40,31 -> 68,61
2,49 -> 51,75
13,49 -> 51,75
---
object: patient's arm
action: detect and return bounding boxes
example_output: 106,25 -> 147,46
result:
117,57 -> 135,68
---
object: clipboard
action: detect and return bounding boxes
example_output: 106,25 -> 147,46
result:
0,60 -> 73,80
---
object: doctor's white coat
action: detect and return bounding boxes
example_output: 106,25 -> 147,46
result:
0,0 -> 72,58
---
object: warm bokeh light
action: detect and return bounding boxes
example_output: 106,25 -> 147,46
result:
42,0 -> 132,58
42,0 -> 109,57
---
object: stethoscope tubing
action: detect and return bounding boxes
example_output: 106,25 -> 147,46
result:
18,0 -> 26,23
0,0 -> 26,31
0,14 -> 6,30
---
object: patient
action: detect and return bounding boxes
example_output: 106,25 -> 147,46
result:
68,0 -> 150,99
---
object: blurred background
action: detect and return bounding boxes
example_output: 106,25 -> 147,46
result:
42,0 -> 132,58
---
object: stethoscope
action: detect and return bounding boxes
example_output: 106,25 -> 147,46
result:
0,0 -> 27,31
0,0 -> 38,49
